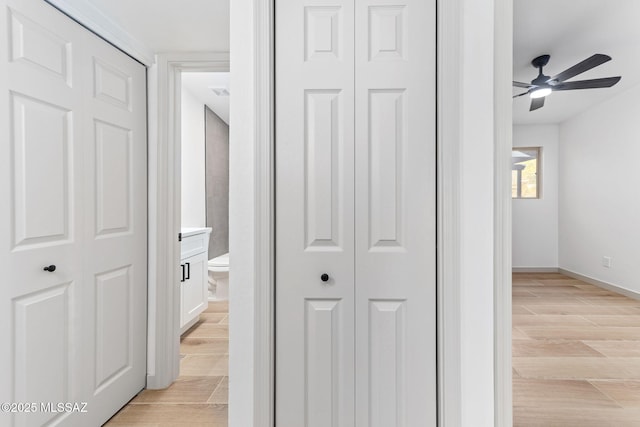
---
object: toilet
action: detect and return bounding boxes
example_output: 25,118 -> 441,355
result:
208,253 -> 229,300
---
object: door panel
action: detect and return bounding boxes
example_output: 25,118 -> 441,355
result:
367,300 -> 406,427
304,90 -> 346,250
1,3 -> 83,426
11,93 -> 73,249
94,120 -> 133,236
366,89 -> 405,250
13,283 -> 73,427
94,266 -> 133,390
354,0 -> 436,424
93,58 -> 132,111
80,26 -> 147,424
8,7 -> 72,86
0,0 -> 147,426
304,299 -> 345,427
276,0 -> 355,424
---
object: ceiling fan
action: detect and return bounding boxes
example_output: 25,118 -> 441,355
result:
513,54 -> 621,111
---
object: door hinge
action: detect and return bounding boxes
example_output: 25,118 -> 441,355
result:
178,232 -> 182,242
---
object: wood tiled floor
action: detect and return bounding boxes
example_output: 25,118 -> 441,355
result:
105,301 -> 229,427
104,273 -> 640,425
513,273 -> 640,426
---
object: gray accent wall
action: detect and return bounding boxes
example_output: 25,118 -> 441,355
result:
205,106 -> 229,259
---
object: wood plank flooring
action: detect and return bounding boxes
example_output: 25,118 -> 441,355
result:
105,301 -> 229,427
104,273 -> 640,425
513,273 -> 640,426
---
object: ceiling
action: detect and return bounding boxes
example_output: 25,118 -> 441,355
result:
77,1 -> 640,126
182,72 -> 230,124
513,0 -> 640,124
86,0 -> 229,52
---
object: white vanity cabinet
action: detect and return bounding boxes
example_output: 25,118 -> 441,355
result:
180,228 -> 212,334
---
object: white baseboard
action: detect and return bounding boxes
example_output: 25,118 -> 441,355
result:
180,315 -> 200,335
559,268 -> 640,301
512,267 -> 559,273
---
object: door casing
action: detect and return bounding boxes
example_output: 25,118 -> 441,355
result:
146,53 -> 230,390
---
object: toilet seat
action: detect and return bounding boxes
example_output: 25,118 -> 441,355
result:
208,253 -> 229,269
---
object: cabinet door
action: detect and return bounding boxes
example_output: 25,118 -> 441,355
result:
180,252 -> 208,329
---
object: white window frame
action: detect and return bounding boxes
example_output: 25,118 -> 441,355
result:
512,146 -> 541,199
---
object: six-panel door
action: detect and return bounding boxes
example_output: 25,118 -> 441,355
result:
0,0 -> 147,426
276,0 -> 436,425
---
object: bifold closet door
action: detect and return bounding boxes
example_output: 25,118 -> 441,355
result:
275,0 -> 356,425
353,0 -> 436,424
0,0 -> 147,426
276,0 -> 435,425
78,21 -> 148,426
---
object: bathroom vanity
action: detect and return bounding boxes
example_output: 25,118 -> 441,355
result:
180,227 -> 212,334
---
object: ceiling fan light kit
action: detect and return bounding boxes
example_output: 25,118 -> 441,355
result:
513,53 -> 622,111
530,87 -> 551,99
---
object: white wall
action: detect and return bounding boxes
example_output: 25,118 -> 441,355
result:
512,124 -> 559,268
559,84 -> 640,293
180,87 -> 206,227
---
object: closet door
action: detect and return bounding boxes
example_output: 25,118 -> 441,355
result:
0,1 -> 147,426
0,2 -> 85,425
276,0 -> 356,425
276,0 -> 435,425
354,0 -> 436,424
78,25 -> 148,425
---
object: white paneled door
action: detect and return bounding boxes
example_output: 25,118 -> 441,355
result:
276,0 -> 436,425
0,1 -> 147,426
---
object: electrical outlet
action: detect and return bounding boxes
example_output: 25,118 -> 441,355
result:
602,256 -> 612,268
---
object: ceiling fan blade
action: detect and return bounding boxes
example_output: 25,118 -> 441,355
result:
513,91 -> 529,98
553,76 -> 621,91
513,81 -> 532,88
530,97 -> 544,111
550,54 -> 612,83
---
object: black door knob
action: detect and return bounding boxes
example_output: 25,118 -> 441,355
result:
320,273 -> 329,282
43,265 -> 56,272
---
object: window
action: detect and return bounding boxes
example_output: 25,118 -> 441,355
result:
512,147 -> 540,199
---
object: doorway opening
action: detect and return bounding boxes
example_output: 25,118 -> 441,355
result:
177,70 -> 231,411
511,1 -> 640,423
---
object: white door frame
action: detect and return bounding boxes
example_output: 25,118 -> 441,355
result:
437,0 -> 512,424
239,0 -> 513,424
493,0 -> 513,427
146,52 -> 231,389
494,0 -> 514,425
